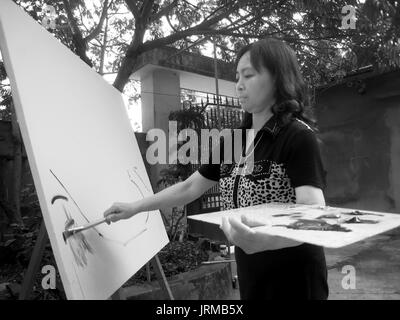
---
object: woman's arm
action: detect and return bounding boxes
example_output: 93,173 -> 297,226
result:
140,171 -> 218,210
104,171 -> 217,223
295,185 -> 325,206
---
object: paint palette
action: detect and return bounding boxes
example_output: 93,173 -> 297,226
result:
188,203 -> 400,248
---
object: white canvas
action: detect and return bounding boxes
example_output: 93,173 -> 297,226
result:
0,0 -> 169,299
188,202 -> 400,248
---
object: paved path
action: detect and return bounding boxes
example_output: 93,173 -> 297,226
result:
326,226 -> 400,299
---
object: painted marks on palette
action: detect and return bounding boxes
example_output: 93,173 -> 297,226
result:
271,209 -> 381,232
315,210 -> 380,224
341,210 -> 383,217
272,212 -> 302,217
274,219 -> 352,232
343,216 -> 379,224
272,212 -> 304,219
316,213 -> 342,219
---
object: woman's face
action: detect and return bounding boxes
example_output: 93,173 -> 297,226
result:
235,51 -> 276,114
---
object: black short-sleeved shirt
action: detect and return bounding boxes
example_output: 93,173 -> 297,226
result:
197,115 -> 329,300
198,115 -> 326,208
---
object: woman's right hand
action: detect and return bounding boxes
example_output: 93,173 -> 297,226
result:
103,201 -> 142,224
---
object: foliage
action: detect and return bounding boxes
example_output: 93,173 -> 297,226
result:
125,240 -> 209,285
0,205 -> 66,300
0,0 -> 399,113
0,0 -> 397,94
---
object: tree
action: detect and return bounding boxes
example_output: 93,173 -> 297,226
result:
3,0 -> 399,94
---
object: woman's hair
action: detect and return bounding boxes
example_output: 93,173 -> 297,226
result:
235,38 -> 316,129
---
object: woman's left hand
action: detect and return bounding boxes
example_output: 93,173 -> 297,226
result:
220,215 -> 302,254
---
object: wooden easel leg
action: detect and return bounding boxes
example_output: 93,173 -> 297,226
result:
227,244 -> 235,287
19,221 -> 48,300
150,255 -> 174,300
146,262 -> 151,283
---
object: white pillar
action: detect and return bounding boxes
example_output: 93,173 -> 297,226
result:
140,68 -> 181,192
141,68 -> 180,133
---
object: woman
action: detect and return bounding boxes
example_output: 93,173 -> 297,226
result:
104,38 -> 329,300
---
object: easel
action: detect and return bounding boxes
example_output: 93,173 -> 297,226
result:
19,220 -> 174,300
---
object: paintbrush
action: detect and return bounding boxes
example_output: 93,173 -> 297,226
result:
62,217 -> 108,242
201,260 -> 236,265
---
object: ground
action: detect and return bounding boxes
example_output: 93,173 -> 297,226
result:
326,226 -> 400,299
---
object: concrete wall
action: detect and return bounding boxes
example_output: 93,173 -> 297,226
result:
315,70 -> 400,213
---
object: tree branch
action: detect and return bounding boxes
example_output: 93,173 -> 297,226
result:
181,0 -> 202,11
62,0 -> 81,35
284,34 -> 354,42
202,0 -> 250,28
219,11 -> 267,33
136,2 -> 244,53
141,0 -> 156,23
125,0 -> 140,19
166,13 -> 179,33
149,0 -> 178,24
142,28 -> 265,52
77,5 -> 91,33
202,0 -> 234,23
85,0 -> 111,42
62,0 -> 93,66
